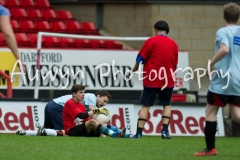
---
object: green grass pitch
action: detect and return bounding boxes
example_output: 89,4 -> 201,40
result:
0,134 -> 239,160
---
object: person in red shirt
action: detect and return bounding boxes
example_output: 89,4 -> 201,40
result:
63,84 -> 126,137
132,20 -> 178,139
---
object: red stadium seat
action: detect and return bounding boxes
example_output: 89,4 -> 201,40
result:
56,10 -> 75,22
0,0 -> 5,6
50,21 -> 67,33
81,22 -> 99,35
76,39 -> 93,49
27,9 -> 44,21
5,0 -> 20,9
36,0 -> 52,10
91,40 -> 108,49
42,9 -> 60,22
0,33 -> 7,47
15,33 -> 31,47
35,21 -> 51,32
59,38 -> 78,48
21,0 -> 37,10
10,20 -> 21,33
10,8 -> 28,20
42,36 -> 61,48
65,21 -> 84,34
19,20 -> 37,33
105,40 -> 123,49
27,33 -> 38,48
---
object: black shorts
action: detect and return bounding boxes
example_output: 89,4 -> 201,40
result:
207,90 -> 240,107
69,122 -> 101,137
140,87 -> 173,106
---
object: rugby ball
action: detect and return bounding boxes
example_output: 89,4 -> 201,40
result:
94,113 -> 110,124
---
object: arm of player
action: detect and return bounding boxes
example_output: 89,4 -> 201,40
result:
210,43 -> 229,66
76,108 -> 109,119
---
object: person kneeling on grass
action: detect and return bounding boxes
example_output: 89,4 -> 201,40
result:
16,84 -> 126,138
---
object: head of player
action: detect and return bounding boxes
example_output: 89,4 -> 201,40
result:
223,3 -> 240,25
71,84 -> 85,103
95,90 -> 111,108
153,20 -> 169,36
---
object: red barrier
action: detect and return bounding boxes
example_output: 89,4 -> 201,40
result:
0,70 -> 12,98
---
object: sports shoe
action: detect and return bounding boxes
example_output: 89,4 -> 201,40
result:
124,134 -> 134,138
37,126 -> 46,136
194,148 -> 217,156
16,130 -> 26,135
111,127 -> 126,138
133,133 -> 142,139
161,130 -> 171,139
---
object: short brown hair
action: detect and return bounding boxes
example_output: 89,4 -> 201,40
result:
223,3 -> 240,23
71,84 -> 85,93
95,90 -> 111,100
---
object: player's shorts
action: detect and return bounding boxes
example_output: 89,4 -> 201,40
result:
44,100 -> 64,130
207,90 -> 240,107
140,87 -> 173,106
69,122 -> 101,137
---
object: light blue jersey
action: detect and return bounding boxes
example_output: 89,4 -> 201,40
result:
0,5 -> 10,16
53,93 -> 97,110
209,26 -> 240,96
82,93 -> 97,109
53,95 -> 72,106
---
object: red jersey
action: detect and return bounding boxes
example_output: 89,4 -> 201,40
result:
138,35 -> 178,88
62,98 -> 90,135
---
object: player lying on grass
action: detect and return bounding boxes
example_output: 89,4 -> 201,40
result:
17,84 -> 126,138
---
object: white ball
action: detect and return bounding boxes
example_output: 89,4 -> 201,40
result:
94,113 -> 110,124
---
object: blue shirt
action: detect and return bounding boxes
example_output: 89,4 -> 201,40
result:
209,25 -> 240,95
0,5 -> 10,16
53,93 -> 97,111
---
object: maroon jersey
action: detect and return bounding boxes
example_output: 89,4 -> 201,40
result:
63,98 -> 90,135
139,35 -> 178,88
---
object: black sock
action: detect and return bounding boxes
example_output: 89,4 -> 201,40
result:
205,121 -> 217,150
96,124 -> 102,134
136,118 -> 146,135
137,128 -> 143,135
162,116 -> 170,132
162,124 -> 168,131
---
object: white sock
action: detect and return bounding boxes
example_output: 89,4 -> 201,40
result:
108,130 -> 114,136
45,129 -> 57,136
25,131 -> 37,136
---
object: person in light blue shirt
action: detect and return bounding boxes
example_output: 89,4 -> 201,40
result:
195,3 -> 240,156
44,90 -> 111,130
0,5 -> 26,73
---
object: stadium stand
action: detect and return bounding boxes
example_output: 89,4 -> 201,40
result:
19,20 -> 38,33
36,0 -> 52,10
5,0 -> 20,9
56,10 -> 75,22
27,8 -> 44,21
35,21 -> 51,32
10,20 -> 21,33
10,8 -> 28,20
0,33 -> 7,46
21,0 -> 37,10
14,33 -> 31,47
65,20 -> 84,34
0,0 -> 122,49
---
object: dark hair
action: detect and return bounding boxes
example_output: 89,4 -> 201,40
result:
154,20 -> 169,34
71,84 -> 85,93
223,3 -> 240,23
95,90 -> 111,100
